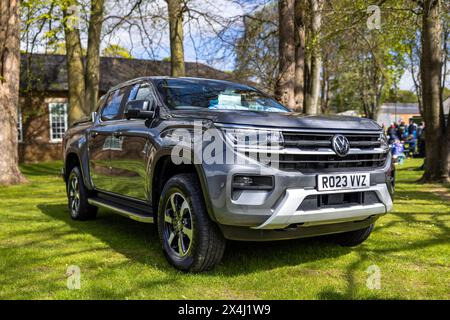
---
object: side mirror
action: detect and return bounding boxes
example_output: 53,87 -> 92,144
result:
124,100 -> 156,119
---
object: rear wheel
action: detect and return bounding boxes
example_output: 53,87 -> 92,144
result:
157,173 -> 226,272
67,167 -> 97,220
333,224 -> 374,247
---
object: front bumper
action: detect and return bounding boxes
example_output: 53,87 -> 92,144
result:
253,183 -> 392,230
202,153 -> 394,228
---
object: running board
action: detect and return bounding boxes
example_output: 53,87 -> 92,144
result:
88,198 -> 154,223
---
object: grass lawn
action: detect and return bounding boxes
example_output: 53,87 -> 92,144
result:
0,159 -> 449,299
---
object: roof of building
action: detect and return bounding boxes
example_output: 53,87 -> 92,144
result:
379,103 -> 420,115
381,99 -> 450,116
20,53 -> 236,93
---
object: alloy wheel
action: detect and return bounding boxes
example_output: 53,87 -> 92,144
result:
69,175 -> 80,216
163,192 -> 193,257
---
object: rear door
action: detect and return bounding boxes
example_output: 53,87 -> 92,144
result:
108,82 -> 156,201
88,86 -> 128,192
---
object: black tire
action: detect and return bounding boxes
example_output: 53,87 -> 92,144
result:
333,224 -> 374,247
157,173 -> 226,272
67,167 -> 98,220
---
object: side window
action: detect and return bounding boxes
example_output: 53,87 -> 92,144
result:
101,87 -> 127,121
135,83 -> 153,101
127,84 -> 140,101
125,83 -> 155,113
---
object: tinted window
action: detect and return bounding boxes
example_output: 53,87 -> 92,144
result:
154,79 -> 289,112
102,87 -> 127,120
128,84 -> 140,101
135,83 -> 153,100
126,83 -> 155,113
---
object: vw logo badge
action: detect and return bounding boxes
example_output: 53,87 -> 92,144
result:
332,134 -> 350,157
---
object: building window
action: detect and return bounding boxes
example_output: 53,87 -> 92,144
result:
49,103 -> 68,143
18,108 -> 23,143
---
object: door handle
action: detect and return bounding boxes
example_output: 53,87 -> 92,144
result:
90,131 -> 99,138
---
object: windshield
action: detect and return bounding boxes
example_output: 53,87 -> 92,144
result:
154,79 -> 290,112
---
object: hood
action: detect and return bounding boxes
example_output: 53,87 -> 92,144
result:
170,110 -> 382,131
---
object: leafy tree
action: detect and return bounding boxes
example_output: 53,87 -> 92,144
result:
102,44 -> 133,58
234,4 -> 278,93
320,0 -> 415,118
385,89 -> 418,103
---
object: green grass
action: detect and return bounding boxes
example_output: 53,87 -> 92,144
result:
0,159 -> 449,299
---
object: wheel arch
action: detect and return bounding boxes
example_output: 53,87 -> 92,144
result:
150,154 -> 216,223
64,150 -> 93,190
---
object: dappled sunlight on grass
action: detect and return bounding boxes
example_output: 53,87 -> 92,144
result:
0,159 -> 448,299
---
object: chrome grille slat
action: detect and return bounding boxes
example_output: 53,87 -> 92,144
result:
284,140 -> 332,147
273,159 -> 383,164
349,141 -> 381,147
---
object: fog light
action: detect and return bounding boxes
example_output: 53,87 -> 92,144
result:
232,175 -> 274,190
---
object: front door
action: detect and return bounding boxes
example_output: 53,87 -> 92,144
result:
109,82 -> 156,201
88,86 -> 128,192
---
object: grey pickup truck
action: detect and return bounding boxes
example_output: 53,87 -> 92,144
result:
62,77 -> 394,272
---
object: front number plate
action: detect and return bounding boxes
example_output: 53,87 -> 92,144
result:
317,173 -> 370,191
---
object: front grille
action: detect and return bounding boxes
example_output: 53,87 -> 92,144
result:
298,191 -> 380,211
279,131 -> 387,171
283,132 -> 381,149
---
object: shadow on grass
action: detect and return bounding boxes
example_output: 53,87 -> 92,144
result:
394,190 -> 444,202
20,162 -> 62,177
315,209 -> 449,299
37,203 -> 351,276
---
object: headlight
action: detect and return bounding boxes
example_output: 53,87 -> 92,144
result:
379,132 -> 389,151
222,128 -> 284,149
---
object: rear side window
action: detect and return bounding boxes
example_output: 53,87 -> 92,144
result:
135,83 -> 153,100
102,87 -> 127,121
128,83 -> 154,102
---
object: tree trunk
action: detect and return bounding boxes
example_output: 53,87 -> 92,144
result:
420,0 -> 448,182
275,0 -> 296,109
406,41 -> 423,114
63,2 -> 87,126
304,0 -> 323,115
440,22 -> 449,176
85,0 -> 105,114
320,62 -> 330,114
446,110 -> 450,176
0,0 -> 27,185
167,0 -> 185,77
294,0 -> 306,112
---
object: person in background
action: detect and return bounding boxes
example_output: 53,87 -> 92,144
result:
417,122 -> 426,158
406,133 -> 417,157
398,120 -> 407,142
408,119 -> 418,138
392,139 -> 406,165
387,123 -> 399,144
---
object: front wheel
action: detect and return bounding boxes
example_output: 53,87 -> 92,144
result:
67,167 -> 97,220
157,173 -> 226,272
